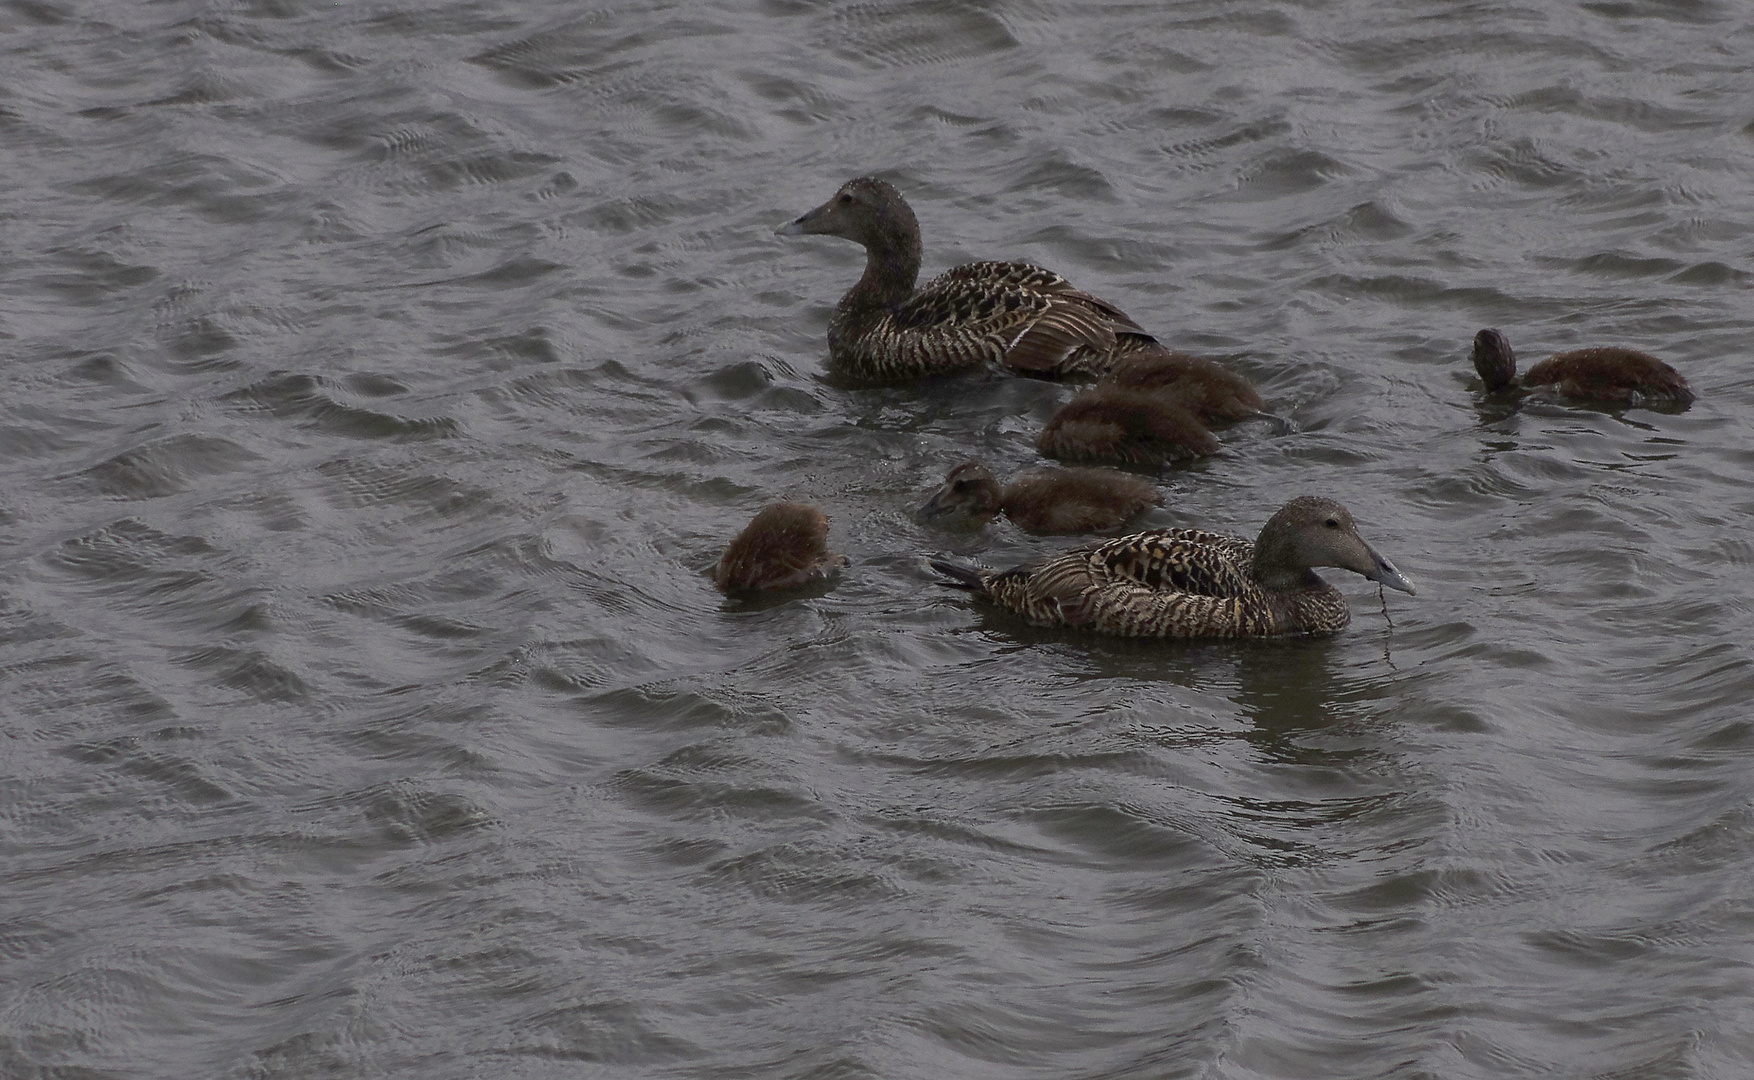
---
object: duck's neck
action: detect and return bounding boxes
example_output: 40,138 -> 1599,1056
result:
1473,335 -> 1518,392
1252,561 -> 1326,593
1250,532 -> 1324,593
830,216 -> 922,346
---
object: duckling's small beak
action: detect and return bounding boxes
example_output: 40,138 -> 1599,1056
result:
917,490 -> 953,521
1362,543 -> 1416,596
775,216 -> 808,237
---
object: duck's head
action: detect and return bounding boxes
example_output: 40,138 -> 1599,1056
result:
919,460 -> 1003,524
1253,496 -> 1415,595
777,177 -> 919,251
1472,328 -> 1518,392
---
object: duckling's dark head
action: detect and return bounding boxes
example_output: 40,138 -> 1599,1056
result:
919,460 -> 1003,524
777,177 -> 920,253
1472,328 -> 1518,392
1252,496 -> 1415,595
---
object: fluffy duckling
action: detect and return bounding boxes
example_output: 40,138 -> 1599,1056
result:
1472,328 -> 1693,409
931,496 -> 1414,638
713,502 -> 846,594
1038,384 -> 1221,467
1101,346 -> 1265,423
919,460 -> 1161,534
777,177 -> 1158,382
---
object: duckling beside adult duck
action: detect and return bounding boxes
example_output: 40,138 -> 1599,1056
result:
919,460 -> 1161,534
1101,346 -> 1266,424
930,496 -> 1414,638
1471,328 -> 1693,409
714,502 -> 847,594
1037,383 -> 1221,468
777,177 -> 1159,382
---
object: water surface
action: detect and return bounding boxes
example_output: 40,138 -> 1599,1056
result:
4,1 -> 1753,1077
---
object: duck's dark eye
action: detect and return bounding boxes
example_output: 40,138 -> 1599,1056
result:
1324,518 -> 1340,529
836,193 -> 853,206
952,480 -> 972,491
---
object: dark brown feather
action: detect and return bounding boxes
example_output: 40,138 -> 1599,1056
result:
1522,347 -> 1694,407
714,503 -> 846,594
1471,328 -> 1693,409
1102,347 -> 1264,422
1038,384 -> 1221,466
921,461 -> 1160,534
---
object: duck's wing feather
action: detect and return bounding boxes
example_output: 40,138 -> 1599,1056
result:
894,261 -> 1151,377
1089,528 -> 1257,596
1070,582 -> 1288,638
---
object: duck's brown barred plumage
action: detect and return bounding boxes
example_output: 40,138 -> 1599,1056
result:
971,528 -> 1343,637
779,178 -> 1157,382
845,260 -> 1154,381
931,497 -> 1415,639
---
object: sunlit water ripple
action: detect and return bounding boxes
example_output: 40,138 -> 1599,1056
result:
3,1 -> 1753,1077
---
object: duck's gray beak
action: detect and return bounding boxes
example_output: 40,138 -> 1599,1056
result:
1363,543 -> 1416,595
776,196 -> 835,237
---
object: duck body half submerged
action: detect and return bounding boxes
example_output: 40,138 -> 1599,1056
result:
1471,328 -> 1693,409
1037,383 -> 1221,467
931,496 -> 1414,638
919,460 -> 1161,534
1101,347 -> 1265,424
714,503 -> 846,594
778,177 -> 1158,382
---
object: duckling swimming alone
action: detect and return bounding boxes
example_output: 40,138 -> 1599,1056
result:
1471,328 -> 1693,409
777,177 -> 1159,382
1037,383 -> 1221,467
930,496 -> 1414,637
919,460 -> 1161,534
714,502 -> 847,594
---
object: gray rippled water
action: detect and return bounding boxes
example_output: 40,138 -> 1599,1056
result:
4,1 -> 1753,1077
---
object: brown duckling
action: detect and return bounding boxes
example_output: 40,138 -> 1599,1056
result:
713,502 -> 847,594
930,496 -> 1414,638
1037,384 -> 1221,467
777,177 -> 1159,382
919,460 -> 1161,534
1101,346 -> 1265,423
1472,328 -> 1693,409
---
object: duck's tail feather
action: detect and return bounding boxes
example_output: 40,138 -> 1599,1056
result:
929,558 -> 987,592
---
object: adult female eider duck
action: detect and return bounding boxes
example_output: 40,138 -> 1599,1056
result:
919,460 -> 1161,534
777,177 -> 1159,382
930,496 -> 1414,638
714,502 -> 847,594
1471,328 -> 1693,409
1038,384 -> 1221,467
1101,346 -> 1266,424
